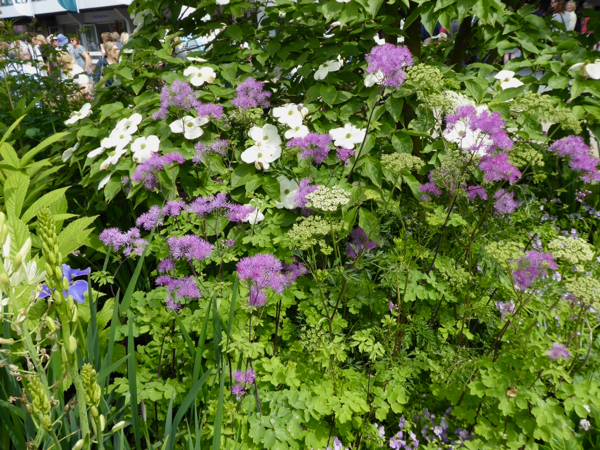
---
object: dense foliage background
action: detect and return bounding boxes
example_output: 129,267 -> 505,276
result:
2,0 -> 600,449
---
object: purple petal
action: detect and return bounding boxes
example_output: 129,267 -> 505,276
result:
37,285 -> 53,299
68,280 -> 88,303
61,264 -> 91,283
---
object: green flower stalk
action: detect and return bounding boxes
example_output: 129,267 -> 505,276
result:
27,375 -> 51,429
36,207 -> 91,447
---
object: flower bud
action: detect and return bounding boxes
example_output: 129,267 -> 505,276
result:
45,317 -> 56,332
72,439 -> 84,450
12,252 -> 23,272
0,337 -> 15,345
15,238 -> 31,263
67,336 -> 77,354
71,305 -> 78,322
91,405 -> 99,417
0,225 -> 8,253
62,277 -> 70,292
61,346 -> 68,362
52,290 -> 63,305
100,414 -> 106,431
40,414 -> 51,429
111,421 -> 127,433
0,273 -> 10,291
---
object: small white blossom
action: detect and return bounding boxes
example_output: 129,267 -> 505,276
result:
131,135 -> 160,163
329,123 -> 366,149
584,405 -> 591,413
100,148 -> 127,170
216,0 -> 230,4
103,128 -> 133,152
494,70 -> 524,90
169,115 -> 209,140
276,176 -> 299,209
305,185 -> 350,212
580,419 -> 591,431
314,59 -> 341,80
243,208 -> 264,225
65,103 -> 92,125
443,118 -> 493,156
184,66 -> 216,86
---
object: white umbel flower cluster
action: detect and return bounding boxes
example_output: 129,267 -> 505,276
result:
305,185 -> 350,212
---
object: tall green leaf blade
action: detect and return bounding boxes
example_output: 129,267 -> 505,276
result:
128,319 -> 141,450
0,116 -> 25,147
212,367 -> 226,450
21,187 -> 69,224
19,131 -> 70,168
0,143 -> 21,169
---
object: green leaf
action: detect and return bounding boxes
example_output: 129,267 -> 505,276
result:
355,0 -> 384,17
0,116 -> 25,147
20,131 -> 71,168
392,131 -> 413,153
4,172 -> 30,219
226,24 -> 243,41
58,216 -> 98,257
0,142 -> 20,169
127,319 -> 141,450
7,216 -> 29,255
385,95 -> 404,122
99,102 -> 124,122
21,188 -> 69,224
358,208 -> 380,244
571,79 -> 585,100
231,164 -> 256,188
320,85 -> 337,107
358,156 -> 382,187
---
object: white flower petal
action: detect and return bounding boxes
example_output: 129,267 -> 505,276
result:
98,174 -> 111,189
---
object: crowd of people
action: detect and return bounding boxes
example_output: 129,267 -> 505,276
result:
0,30 -> 130,96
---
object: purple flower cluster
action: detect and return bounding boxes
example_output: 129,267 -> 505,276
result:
547,342 -> 571,360
466,185 -> 487,201
512,250 -> 558,290
131,152 -> 185,190
153,80 -> 223,120
549,135 -> 600,182
156,275 -> 201,298
231,369 -> 256,399
365,43 -> 414,88
389,415 -> 419,449
327,437 -> 347,450
446,106 -> 513,154
231,77 -> 271,109
237,254 -> 305,307
193,139 -> 229,163
346,227 -> 378,259
419,174 -> 443,201
495,300 -> 515,321
479,152 -> 521,184
167,235 -> 213,261
493,189 -> 518,214
136,205 -> 163,230
99,227 -> 148,256
408,408 -> 471,448
287,133 -> 332,164
292,178 -> 319,214
187,193 -> 254,222
158,258 -> 175,273
335,147 -> 355,164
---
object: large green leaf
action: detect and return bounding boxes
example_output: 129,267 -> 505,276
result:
20,187 -> 70,224
0,142 -> 21,170
4,172 -> 30,219
57,216 -> 97,256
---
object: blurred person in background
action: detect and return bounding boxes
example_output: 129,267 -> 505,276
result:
94,41 -> 119,87
59,52 -> 91,96
112,32 -> 123,50
70,36 -> 92,74
100,32 -> 114,57
120,32 -> 130,47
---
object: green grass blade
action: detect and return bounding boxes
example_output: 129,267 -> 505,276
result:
174,315 -> 195,359
101,290 -> 121,388
167,368 -> 213,450
211,366 -> 226,450
98,355 -> 129,385
127,319 -> 141,450
163,395 -> 175,447
86,274 -> 99,367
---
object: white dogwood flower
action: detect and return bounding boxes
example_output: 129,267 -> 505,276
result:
329,124 -> 366,149
494,70 -> 524,89
569,60 -> 600,80
131,135 -> 160,163
184,66 -> 217,86
65,103 -> 92,125
241,124 -> 282,170
115,113 -> 143,135
314,59 -> 341,80
285,124 -> 309,139
243,208 -> 264,225
170,115 -> 209,140
443,119 -> 493,156
273,103 -> 304,128
98,173 -> 112,190
276,176 -> 299,209
100,148 -> 128,171
364,70 -> 385,87
62,142 -> 80,162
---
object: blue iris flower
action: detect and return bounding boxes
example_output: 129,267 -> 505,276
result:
39,264 -> 91,304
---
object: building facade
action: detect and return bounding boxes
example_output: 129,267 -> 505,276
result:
0,0 -> 133,63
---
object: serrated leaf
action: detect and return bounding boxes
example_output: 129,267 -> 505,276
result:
7,216 -> 30,255
0,142 -> 20,169
320,84 -> 337,107
358,208 -> 381,244
21,188 -> 70,224
5,172 -> 30,219
58,216 -> 98,257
